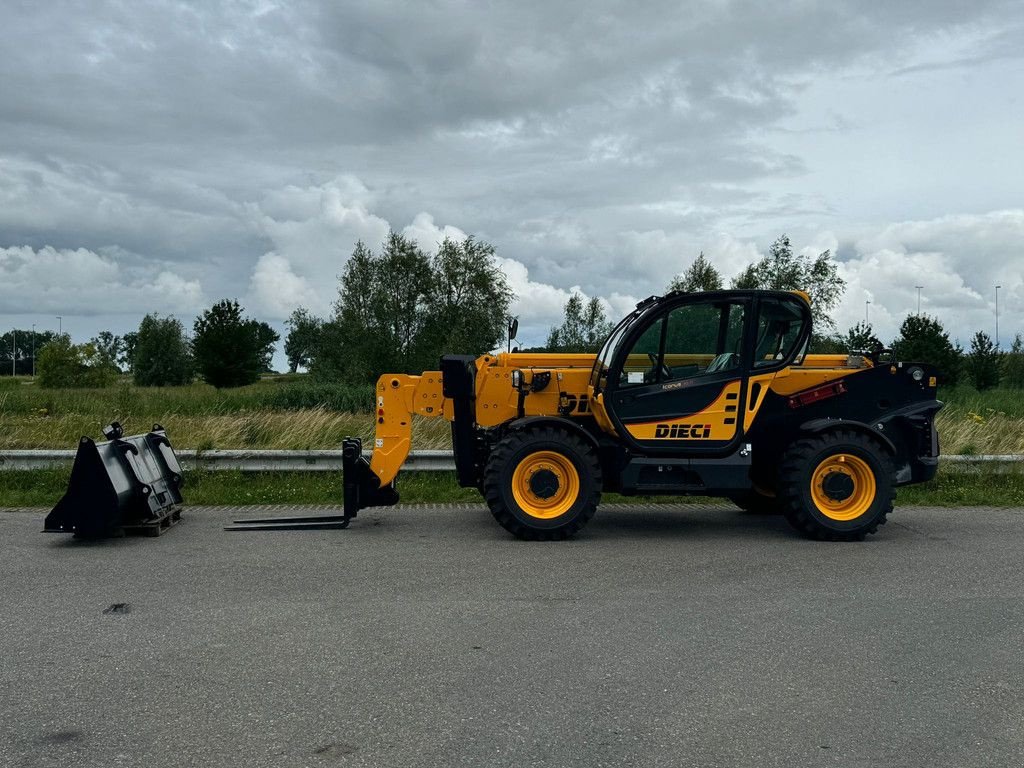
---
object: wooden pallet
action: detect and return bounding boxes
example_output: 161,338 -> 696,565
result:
118,506 -> 183,537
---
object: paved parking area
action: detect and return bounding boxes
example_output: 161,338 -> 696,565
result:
1,503 -> 1022,767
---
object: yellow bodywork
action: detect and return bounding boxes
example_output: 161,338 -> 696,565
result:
623,381 -> 742,442
369,353 -> 594,484
368,351 -> 874,485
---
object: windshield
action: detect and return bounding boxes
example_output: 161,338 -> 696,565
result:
591,305 -> 647,392
752,298 -> 806,367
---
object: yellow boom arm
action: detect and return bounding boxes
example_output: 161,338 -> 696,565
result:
370,373 -> 450,485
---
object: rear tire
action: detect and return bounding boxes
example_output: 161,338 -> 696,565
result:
483,427 -> 601,540
778,430 -> 894,541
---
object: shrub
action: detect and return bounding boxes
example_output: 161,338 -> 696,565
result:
892,314 -> 963,385
1003,334 -> 1024,389
193,300 -> 278,388
965,331 -> 1001,391
133,314 -> 193,387
256,382 -> 374,412
37,336 -> 117,389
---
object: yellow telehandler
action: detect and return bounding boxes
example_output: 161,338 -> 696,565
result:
235,290 -> 943,540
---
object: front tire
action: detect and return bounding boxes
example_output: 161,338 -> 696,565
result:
483,427 -> 601,540
778,430 -> 894,541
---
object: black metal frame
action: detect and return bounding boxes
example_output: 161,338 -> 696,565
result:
44,423 -> 184,538
225,436 -> 399,531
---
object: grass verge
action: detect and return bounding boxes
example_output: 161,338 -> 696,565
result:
2,468 -> 1020,509
2,379 -> 1023,455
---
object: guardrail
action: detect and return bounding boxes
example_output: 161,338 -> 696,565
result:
0,449 -> 455,472
1,449 -> 1021,473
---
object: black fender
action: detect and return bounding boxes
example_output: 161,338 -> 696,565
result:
505,416 -> 600,451
799,418 -> 897,455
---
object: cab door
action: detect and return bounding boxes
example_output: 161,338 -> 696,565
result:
604,295 -> 752,456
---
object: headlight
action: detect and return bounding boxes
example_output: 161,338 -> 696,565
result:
909,366 -> 924,381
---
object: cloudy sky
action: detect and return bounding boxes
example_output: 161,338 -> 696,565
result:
1,0 -> 1022,367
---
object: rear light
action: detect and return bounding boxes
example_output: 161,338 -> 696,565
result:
787,381 -> 847,409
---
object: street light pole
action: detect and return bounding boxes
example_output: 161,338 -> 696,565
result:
865,300 -> 871,324
56,316 -> 62,336
31,323 -> 36,378
995,285 -> 1001,347
10,328 -> 14,377
915,286 -> 923,315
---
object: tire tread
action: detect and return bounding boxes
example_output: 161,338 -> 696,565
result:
483,426 -> 601,541
778,429 -> 895,542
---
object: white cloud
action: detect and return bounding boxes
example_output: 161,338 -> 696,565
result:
248,253 -> 319,318
829,210 -> 1024,344
244,176 -> 392,318
496,255 -> 640,344
0,245 -> 204,316
2,0 -> 1021,359
242,177 -> 603,329
701,232 -> 765,279
149,270 -> 206,310
402,212 -> 467,255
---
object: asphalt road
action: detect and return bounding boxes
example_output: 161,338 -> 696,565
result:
1,502 -> 1022,768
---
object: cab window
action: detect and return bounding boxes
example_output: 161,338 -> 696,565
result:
753,298 -> 805,367
618,299 -> 746,386
619,320 -> 663,385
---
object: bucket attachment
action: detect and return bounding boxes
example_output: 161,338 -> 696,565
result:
224,436 -> 399,531
44,423 -> 184,538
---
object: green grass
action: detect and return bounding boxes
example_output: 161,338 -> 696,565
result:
2,378 -> 1023,454
0,376 -> 372,417
895,469 -> 1024,507
3,375 -> 1019,508
937,385 -> 1024,418
2,468 -> 1019,509
0,376 -> 460,451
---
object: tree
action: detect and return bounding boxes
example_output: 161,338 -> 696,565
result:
316,232 -> 514,384
120,331 -> 138,372
731,234 -> 846,332
547,293 -> 614,353
133,314 -> 193,387
36,336 -> 116,388
965,331 -> 1001,391
844,321 -> 882,354
193,300 -> 278,388
251,321 -> 279,373
422,237 -> 514,357
90,331 -> 122,372
317,234 -> 433,382
316,240 -> 385,383
284,308 -> 324,373
0,329 -> 57,376
1002,334 -> 1024,388
808,333 -> 846,354
891,314 -> 963,385
372,232 -> 435,373
668,252 -> 723,293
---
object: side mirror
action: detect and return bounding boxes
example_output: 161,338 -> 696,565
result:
507,318 -> 519,352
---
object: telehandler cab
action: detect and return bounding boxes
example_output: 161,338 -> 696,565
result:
237,290 -> 943,540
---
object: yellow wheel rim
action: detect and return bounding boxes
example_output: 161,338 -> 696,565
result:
810,454 -> 876,521
511,450 -> 580,520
